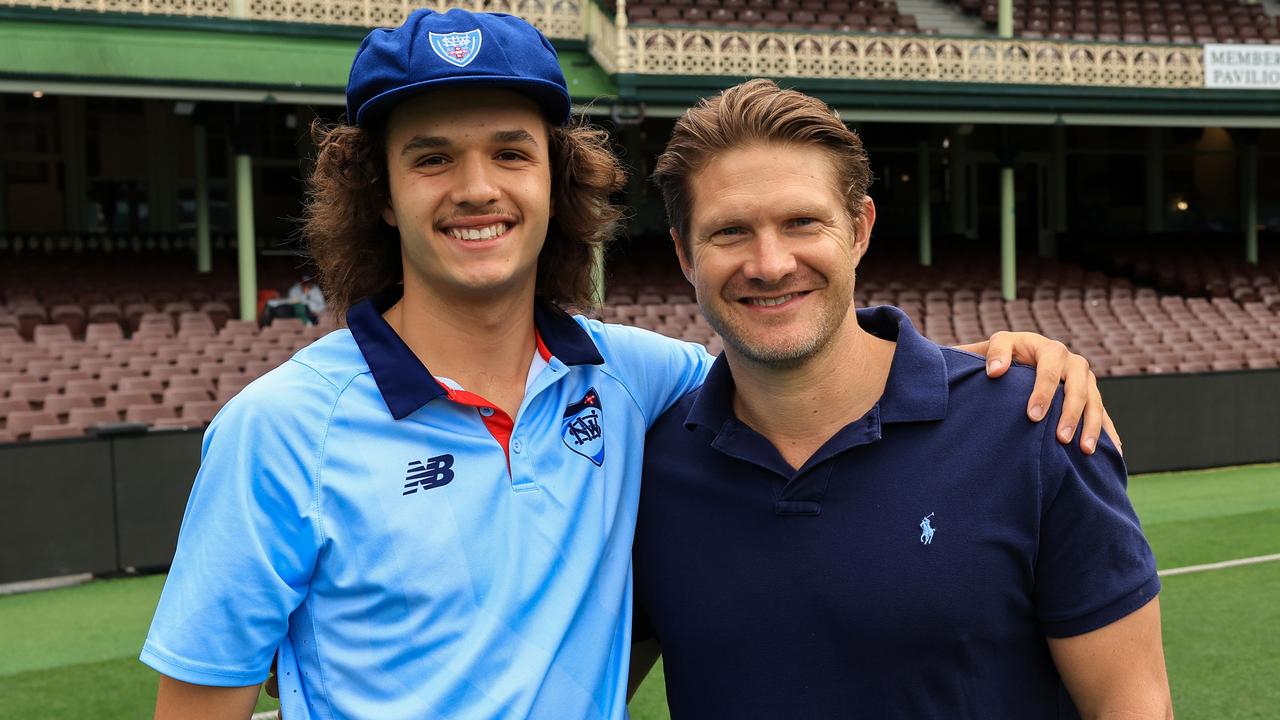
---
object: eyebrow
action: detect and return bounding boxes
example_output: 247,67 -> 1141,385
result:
399,129 -> 539,157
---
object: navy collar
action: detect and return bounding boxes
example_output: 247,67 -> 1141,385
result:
347,287 -> 604,420
686,305 -> 949,439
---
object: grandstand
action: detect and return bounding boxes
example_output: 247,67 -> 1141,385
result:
0,1 -> 1278,717
0,0 -> 1275,546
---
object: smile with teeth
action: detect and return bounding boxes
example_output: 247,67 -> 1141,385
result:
445,223 -> 508,241
744,292 -> 803,307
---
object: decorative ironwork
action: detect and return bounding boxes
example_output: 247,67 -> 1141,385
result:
8,0 -> 583,38
5,0 -> 1213,89
621,27 -> 1205,88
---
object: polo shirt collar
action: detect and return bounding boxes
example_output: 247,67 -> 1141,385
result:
686,304 -> 949,438
347,287 -> 604,420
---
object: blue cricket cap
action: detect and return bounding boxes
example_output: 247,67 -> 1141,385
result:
346,8 -> 572,129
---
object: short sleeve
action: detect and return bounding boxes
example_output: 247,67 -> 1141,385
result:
579,318 -> 714,428
1034,394 -> 1160,638
139,366 -> 327,686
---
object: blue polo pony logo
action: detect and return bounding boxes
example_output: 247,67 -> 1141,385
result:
919,513 -> 936,545
429,30 -> 482,68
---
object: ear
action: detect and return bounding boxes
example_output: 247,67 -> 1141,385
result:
670,227 -> 694,284
381,201 -> 398,228
851,196 -> 876,264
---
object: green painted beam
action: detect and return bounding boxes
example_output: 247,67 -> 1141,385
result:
0,15 -> 614,101
619,74 -> 1280,120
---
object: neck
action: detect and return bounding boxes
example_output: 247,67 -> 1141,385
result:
387,278 -> 538,416
728,309 -> 895,470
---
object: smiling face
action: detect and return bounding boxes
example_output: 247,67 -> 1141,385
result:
381,87 -> 552,304
674,140 -> 875,368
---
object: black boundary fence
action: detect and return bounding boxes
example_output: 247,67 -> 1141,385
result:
2,368 -> 1278,584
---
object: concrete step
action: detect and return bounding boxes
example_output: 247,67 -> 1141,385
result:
895,0 -> 991,37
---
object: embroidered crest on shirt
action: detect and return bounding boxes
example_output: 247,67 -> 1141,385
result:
429,30 -> 482,68
919,512 -> 936,545
561,387 -> 604,467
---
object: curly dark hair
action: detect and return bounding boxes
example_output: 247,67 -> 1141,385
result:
303,116 -> 626,321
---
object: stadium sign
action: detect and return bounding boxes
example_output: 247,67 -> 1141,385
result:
1203,44 -> 1280,89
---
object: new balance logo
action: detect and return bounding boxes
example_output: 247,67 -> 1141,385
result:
402,454 -> 455,495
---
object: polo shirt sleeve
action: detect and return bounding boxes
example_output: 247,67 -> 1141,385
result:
140,367 -> 327,686
582,319 -> 715,427
1033,393 -> 1161,638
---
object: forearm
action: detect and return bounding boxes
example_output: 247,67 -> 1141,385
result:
154,675 -> 261,720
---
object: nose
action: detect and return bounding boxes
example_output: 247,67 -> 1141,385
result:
449,154 -> 501,208
741,230 -> 797,284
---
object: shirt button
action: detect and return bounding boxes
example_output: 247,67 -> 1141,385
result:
512,438 -> 524,454
479,407 -> 494,417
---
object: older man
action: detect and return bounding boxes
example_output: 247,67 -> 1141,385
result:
632,79 -> 1171,718
141,10 -> 1114,719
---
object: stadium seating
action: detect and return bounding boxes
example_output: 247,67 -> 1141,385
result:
610,0 -> 929,33
601,249 -> 1280,380
0,294 -> 335,442
948,0 -> 1280,44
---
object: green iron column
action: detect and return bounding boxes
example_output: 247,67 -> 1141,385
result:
232,105 -> 260,322
998,0 -> 1013,37
235,153 -> 257,321
1243,137 -> 1258,265
194,124 -> 212,274
918,140 -> 932,267
998,128 -> 1017,301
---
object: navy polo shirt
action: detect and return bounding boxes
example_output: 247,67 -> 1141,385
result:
633,305 -> 1159,719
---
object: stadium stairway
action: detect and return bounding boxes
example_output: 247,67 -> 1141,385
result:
896,0 -> 988,36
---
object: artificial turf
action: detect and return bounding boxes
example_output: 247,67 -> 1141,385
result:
1,463 -> 1276,719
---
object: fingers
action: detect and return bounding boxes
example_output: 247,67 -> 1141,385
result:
982,332 -> 1013,377
1077,370 -> 1104,454
1102,407 -> 1122,456
1051,347 -> 1089,444
1027,339 -> 1070,425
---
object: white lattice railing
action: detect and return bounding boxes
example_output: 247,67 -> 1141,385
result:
8,0 -> 584,39
8,0 -> 1210,89
621,27 -> 1205,88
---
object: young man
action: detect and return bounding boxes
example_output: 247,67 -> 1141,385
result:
142,11 -> 1114,719
632,80 -> 1171,718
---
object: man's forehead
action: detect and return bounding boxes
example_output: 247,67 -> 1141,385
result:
687,144 -> 843,223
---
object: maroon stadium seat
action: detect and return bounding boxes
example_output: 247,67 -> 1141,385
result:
29,424 -> 86,441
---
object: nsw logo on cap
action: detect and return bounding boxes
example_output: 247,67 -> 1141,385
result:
429,30 -> 483,68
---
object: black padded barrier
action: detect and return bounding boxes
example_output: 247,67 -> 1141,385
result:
2,370 -> 1279,584
112,429 -> 203,569
0,437 -> 117,584
1097,368 -> 1280,474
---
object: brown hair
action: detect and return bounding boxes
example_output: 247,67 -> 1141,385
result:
652,79 -> 872,253
303,116 -> 626,320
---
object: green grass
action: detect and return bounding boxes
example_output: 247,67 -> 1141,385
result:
1,463 -> 1277,719
0,574 -> 278,719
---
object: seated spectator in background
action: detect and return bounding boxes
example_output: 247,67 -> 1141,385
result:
286,274 -> 326,323
631,79 -> 1171,719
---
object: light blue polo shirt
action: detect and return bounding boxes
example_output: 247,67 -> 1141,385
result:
140,289 -> 712,720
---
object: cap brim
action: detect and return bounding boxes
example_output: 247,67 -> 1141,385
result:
356,75 -> 571,129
